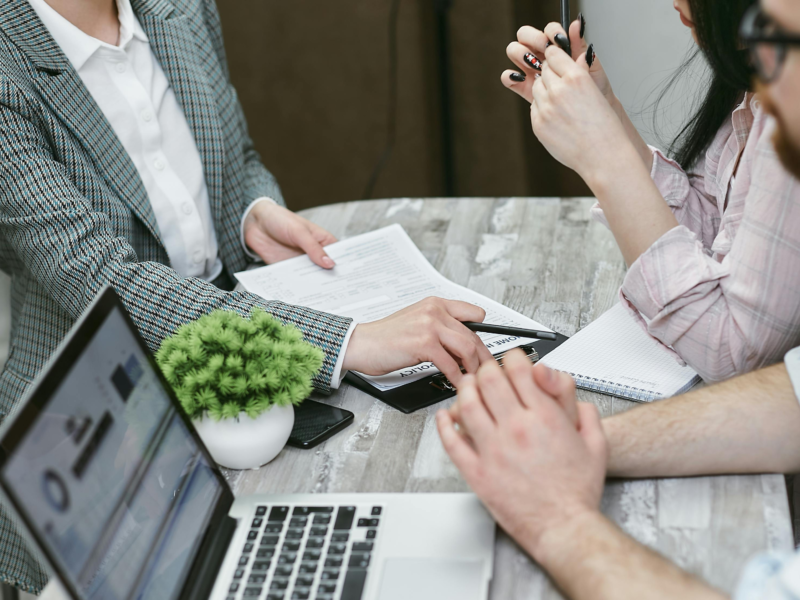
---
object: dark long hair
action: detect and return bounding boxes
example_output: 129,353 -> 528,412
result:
665,0 -> 755,169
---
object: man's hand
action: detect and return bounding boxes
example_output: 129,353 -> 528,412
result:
244,200 -> 338,269
437,350 -> 607,562
342,298 -> 495,388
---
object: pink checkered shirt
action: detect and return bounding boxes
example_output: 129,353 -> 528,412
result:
592,94 -> 800,382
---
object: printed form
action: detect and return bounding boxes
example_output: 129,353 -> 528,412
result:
235,224 -> 552,391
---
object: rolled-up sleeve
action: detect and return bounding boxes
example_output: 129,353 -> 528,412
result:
734,551 -> 800,600
620,133 -> 800,383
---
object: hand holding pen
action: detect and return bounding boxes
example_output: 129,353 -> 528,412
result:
502,13 -> 613,108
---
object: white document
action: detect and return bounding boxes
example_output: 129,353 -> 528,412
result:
235,224 -> 553,391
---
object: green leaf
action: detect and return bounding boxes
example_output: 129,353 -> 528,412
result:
221,402 -> 241,420
195,387 -> 217,409
217,372 -> 235,395
225,354 -> 244,373
232,375 -> 249,398
207,354 -> 225,372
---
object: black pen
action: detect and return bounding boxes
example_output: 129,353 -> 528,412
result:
462,322 -> 557,341
560,0 -> 572,55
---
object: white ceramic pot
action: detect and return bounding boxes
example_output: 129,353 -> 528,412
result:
193,404 -> 295,470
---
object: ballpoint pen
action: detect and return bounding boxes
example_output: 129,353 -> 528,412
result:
462,322 -> 558,341
559,0 -> 572,56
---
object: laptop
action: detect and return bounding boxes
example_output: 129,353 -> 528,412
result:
0,287 -> 495,600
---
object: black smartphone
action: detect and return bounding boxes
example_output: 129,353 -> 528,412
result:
287,400 -> 355,449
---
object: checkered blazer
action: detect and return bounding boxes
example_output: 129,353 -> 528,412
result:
0,0 -> 352,591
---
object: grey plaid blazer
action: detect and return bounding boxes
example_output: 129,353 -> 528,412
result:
0,0 -> 352,591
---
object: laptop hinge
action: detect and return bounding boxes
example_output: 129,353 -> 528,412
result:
178,514 -> 238,600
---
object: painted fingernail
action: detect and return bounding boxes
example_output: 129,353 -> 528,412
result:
534,73 -> 541,80
322,256 -> 335,268
545,41 -> 553,48
554,33 -> 570,53
509,71 -> 526,83
586,43 -> 595,68
578,12 -> 586,39
523,53 -> 542,71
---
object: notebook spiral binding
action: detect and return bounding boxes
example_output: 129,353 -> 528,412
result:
568,373 -> 661,403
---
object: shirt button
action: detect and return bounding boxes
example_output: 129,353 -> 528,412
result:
182,203 -> 193,215
141,110 -> 153,122
115,62 -> 126,73
153,158 -> 165,171
193,250 -> 204,264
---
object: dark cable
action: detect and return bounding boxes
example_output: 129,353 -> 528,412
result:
434,0 -> 454,196
362,0 -> 401,200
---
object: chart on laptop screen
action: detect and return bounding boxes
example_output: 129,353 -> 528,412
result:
2,307 -> 223,600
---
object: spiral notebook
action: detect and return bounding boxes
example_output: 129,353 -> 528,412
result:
540,304 -> 701,402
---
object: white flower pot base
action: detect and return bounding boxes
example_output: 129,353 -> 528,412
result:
192,404 -> 295,470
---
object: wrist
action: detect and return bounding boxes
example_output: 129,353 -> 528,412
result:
244,198 -> 278,231
600,416 -> 626,478
608,93 -> 625,119
531,508 -> 609,568
582,142 -> 644,196
341,324 -> 363,373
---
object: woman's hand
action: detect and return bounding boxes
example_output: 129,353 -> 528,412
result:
503,19 -> 655,171
530,46 -> 630,183
503,19 -> 615,107
342,298 -> 495,387
243,200 -> 338,269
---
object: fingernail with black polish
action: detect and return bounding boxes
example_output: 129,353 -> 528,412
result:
523,53 -> 542,71
586,43 -> 595,68
554,33 -> 571,54
509,72 -> 526,83
546,41 -> 553,48
579,12 -> 586,38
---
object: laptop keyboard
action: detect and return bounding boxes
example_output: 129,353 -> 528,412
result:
226,504 -> 382,600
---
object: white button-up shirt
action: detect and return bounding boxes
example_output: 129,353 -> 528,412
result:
28,0 -> 230,280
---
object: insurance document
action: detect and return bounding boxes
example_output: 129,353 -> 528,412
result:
235,224 -> 553,391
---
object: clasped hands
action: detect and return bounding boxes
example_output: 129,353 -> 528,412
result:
437,350 -> 608,564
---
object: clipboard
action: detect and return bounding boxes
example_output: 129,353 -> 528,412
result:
344,332 -> 571,414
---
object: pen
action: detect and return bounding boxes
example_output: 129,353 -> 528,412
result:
462,322 -> 558,341
560,0 -> 572,55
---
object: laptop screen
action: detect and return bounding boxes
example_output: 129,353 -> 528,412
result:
1,304 -> 224,600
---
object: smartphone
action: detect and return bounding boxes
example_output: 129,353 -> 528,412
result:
287,400 -> 355,449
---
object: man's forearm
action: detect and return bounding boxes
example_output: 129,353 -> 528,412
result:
534,511 -> 725,600
604,363 -> 800,478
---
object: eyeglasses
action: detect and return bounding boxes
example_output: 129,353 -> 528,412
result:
740,5 -> 800,83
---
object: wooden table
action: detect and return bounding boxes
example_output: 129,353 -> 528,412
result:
40,197 -> 795,600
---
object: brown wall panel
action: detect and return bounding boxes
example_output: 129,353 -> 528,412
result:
217,0 -> 588,211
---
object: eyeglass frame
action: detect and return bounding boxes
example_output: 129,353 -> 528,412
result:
740,4 -> 800,82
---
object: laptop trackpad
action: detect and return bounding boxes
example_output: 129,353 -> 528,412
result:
377,558 -> 485,600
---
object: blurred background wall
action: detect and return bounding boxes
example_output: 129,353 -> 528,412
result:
216,0 -> 707,212
581,0 -> 708,148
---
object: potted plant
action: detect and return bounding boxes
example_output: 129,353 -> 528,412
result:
155,308 -> 323,470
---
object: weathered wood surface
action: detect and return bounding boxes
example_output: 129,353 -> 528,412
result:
38,198 -> 794,600
225,198 -> 794,598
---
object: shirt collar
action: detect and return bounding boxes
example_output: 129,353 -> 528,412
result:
26,0 -> 149,71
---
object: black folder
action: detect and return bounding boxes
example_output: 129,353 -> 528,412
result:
344,332 -> 571,414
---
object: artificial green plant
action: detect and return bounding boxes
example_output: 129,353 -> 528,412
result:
155,308 -> 323,421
